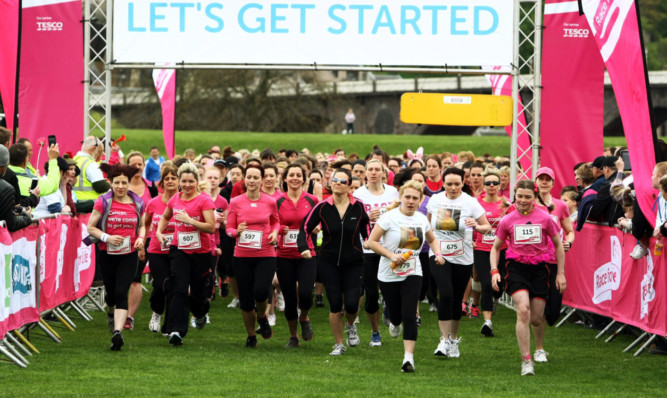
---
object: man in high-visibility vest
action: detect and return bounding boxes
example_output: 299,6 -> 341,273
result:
73,136 -> 109,212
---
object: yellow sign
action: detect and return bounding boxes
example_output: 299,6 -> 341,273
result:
400,93 -> 513,126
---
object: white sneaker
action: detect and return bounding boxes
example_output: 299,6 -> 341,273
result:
345,324 -> 360,347
534,349 -> 549,362
521,360 -> 535,376
481,320 -> 494,337
630,244 -> 649,260
268,313 -> 276,326
190,317 -> 197,328
276,293 -> 285,312
206,314 -> 211,324
330,343 -> 346,356
389,322 -> 402,338
148,312 -> 161,333
227,297 -> 240,308
448,337 -> 461,358
434,337 -> 449,357
429,304 -> 438,312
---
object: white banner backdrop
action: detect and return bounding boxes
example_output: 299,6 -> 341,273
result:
112,0 -> 514,67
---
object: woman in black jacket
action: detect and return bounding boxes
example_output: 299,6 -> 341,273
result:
298,168 -> 370,356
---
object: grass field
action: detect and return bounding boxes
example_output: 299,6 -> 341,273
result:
3,290 -> 663,397
109,128 -> 629,159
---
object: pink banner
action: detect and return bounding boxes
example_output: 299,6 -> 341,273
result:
153,68 -> 176,159
542,0 -> 605,195
0,0 -> 19,132
582,0 -> 657,225
564,223 -> 666,336
487,70 -> 532,175
18,0 -> 84,170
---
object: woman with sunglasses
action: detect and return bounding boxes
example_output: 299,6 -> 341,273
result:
299,169 -> 370,356
473,167 -> 510,337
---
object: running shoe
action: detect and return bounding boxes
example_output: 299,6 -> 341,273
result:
429,303 -> 438,313
107,313 -> 114,333
416,315 -> 422,327
448,337 -> 461,358
345,324 -> 360,347
286,337 -> 300,348
276,293 -> 285,312
124,316 -> 134,330
469,305 -> 480,319
401,360 -> 415,373
521,359 -> 535,376
369,331 -> 382,347
315,295 -> 324,307
110,330 -> 124,351
630,244 -> 649,260
300,320 -> 314,341
481,320 -> 494,337
268,313 -> 277,326
227,297 -> 240,308
190,317 -> 197,328
534,349 -> 549,363
194,315 -> 207,330
461,303 -> 469,317
329,343 -> 346,356
434,337 -> 450,357
148,312 -> 161,333
245,335 -> 257,348
382,306 -> 391,327
169,332 -> 183,347
219,282 -> 229,298
389,323 -> 402,338
257,316 -> 273,339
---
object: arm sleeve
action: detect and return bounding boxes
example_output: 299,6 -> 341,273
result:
359,204 -> 371,241
0,187 -> 32,232
225,203 -> 238,238
37,159 -> 61,196
588,182 -> 611,220
298,202 -> 323,253
270,201 -> 280,233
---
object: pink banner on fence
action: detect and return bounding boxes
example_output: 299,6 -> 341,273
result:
153,68 -> 176,159
582,0 -> 657,226
541,0 -> 605,194
19,0 -> 83,170
487,70 -> 532,175
564,223 -> 666,335
0,0 -> 19,132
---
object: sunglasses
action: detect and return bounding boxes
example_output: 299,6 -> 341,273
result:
484,181 -> 500,186
331,177 -> 348,185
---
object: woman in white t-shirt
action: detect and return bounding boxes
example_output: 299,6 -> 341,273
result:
353,159 -> 399,347
427,167 -> 490,358
367,181 -> 443,373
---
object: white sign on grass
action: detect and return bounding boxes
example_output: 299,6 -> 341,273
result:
112,0 -> 514,67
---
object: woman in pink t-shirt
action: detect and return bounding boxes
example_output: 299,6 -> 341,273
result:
204,167 -> 229,300
87,163 -> 146,352
490,180 -> 566,376
155,163 -> 216,347
143,165 -> 179,333
226,164 -> 280,348
261,163 -> 283,327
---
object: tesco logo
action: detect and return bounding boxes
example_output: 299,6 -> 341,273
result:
563,28 -> 589,38
37,21 -> 63,31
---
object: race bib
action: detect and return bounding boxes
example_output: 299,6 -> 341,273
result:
161,234 -> 173,252
283,229 -> 299,248
239,230 -> 262,249
440,239 -> 464,258
392,256 -> 417,277
178,231 -> 201,250
514,224 -> 542,245
108,236 -> 131,255
482,229 -> 497,244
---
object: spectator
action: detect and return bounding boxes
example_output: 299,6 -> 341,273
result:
144,146 -> 165,183
588,156 -> 624,226
575,163 -> 598,231
16,138 -> 38,176
588,156 -> 607,192
73,136 -> 110,212
0,127 -> 24,206
9,142 -> 61,201
345,108 -> 356,134
31,157 -> 73,218
0,145 -> 32,231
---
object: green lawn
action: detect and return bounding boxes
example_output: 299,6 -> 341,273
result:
4,290 -> 663,397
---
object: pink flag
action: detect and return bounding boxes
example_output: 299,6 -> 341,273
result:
486,69 -> 532,175
19,0 -> 84,168
0,0 -> 19,133
541,0 -> 605,195
153,68 -> 176,159
582,0 -> 657,225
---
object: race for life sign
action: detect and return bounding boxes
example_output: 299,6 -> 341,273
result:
112,0 -> 514,67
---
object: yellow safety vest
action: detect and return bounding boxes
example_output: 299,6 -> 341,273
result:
73,154 -> 103,201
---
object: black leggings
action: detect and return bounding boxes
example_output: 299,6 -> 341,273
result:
473,249 -> 506,312
220,233 -> 235,278
232,256 -> 276,312
362,253 -> 381,314
165,249 -> 212,337
545,262 -> 563,326
419,251 -> 437,304
276,257 -> 317,321
148,252 -> 170,314
319,258 -> 363,314
99,250 -> 139,310
379,276 -> 422,341
430,257 -> 472,321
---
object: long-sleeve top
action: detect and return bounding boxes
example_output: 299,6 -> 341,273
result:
276,191 -> 319,259
226,193 -> 280,257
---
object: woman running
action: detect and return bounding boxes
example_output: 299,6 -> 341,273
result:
367,180 -> 444,372
423,155 -> 444,196
353,159 -> 399,347
226,164 -> 280,348
144,165 -> 179,333
156,163 -> 216,346
86,163 -> 146,351
428,167 -> 490,358
221,164 -> 244,308
276,163 -> 319,348
261,163 -> 283,326
299,168 -> 370,356
491,179 -> 566,376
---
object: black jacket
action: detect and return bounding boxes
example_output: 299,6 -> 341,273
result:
0,178 -> 32,232
589,172 -> 624,226
298,195 -> 370,266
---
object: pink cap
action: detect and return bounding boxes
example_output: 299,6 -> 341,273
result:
535,167 -> 555,181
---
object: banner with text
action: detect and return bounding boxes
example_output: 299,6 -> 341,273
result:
113,0 -> 514,67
